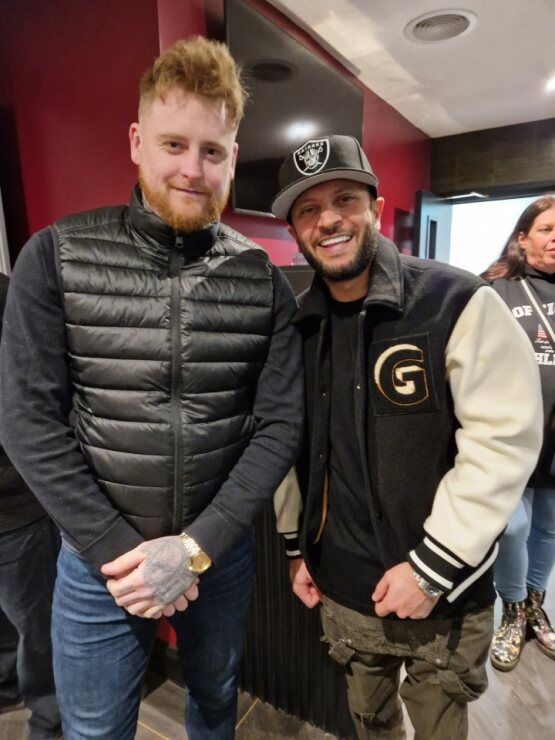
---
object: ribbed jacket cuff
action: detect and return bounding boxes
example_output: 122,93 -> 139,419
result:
78,517 -> 145,572
408,535 -> 466,594
282,532 -> 301,559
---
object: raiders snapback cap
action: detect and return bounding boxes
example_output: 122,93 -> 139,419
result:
271,134 -> 379,221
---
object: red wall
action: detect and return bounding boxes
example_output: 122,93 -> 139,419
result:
363,94 -> 430,240
157,0 -> 207,48
1,0 -> 429,267
0,1 -> 160,255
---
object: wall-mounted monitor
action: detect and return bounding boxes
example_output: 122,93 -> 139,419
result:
225,0 -> 363,217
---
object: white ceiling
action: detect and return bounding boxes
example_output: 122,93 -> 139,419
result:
267,0 -> 555,137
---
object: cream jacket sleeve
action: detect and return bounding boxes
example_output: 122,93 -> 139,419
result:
408,286 -> 543,600
274,467 -> 302,558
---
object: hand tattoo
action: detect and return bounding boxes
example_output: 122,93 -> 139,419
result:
139,537 -> 198,604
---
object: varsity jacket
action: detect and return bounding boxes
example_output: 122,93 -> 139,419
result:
492,268 -> 555,488
275,237 -> 542,617
0,187 -> 303,569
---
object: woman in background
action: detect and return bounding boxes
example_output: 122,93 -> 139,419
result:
483,194 -> 555,671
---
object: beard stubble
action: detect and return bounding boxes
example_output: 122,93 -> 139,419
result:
298,221 -> 379,283
139,170 -> 230,232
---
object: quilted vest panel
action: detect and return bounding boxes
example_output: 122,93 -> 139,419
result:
54,206 -> 273,539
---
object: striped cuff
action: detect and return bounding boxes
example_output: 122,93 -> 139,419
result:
446,542 -> 498,604
408,535 -> 466,594
282,532 -> 301,559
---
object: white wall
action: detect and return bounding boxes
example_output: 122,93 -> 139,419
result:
448,196 -> 537,275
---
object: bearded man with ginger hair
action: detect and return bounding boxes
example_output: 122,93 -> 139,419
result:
0,37 -> 302,739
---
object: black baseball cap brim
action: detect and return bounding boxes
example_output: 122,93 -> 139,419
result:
272,169 -> 378,221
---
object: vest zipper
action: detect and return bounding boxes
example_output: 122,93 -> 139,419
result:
170,237 -> 184,532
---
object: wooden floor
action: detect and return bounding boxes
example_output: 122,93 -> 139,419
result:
2,582 -> 554,739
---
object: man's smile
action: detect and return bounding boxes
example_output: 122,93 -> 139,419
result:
170,186 -> 210,198
317,233 -> 355,255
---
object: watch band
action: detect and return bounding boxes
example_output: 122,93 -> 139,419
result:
412,569 -> 443,599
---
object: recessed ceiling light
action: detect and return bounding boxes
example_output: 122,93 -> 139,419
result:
248,60 -> 296,83
546,76 -> 555,93
404,9 -> 478,43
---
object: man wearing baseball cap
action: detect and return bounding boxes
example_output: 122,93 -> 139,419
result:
272,135 -> 542,738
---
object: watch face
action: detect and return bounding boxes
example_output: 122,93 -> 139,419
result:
179,534 -> 212,573
191,552 -> 212,573
413,571 -> 441,598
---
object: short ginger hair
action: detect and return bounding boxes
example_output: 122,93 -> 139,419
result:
139,36 -> 246,129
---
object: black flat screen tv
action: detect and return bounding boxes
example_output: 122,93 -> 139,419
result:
225,0 -> 363,217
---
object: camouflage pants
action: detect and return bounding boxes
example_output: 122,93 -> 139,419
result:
321,598 -> 493,740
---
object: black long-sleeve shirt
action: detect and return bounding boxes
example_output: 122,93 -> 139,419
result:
0,225 -> 303,569
0,272 -> 46,532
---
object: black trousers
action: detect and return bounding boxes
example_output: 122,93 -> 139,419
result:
0,516 -> 61,739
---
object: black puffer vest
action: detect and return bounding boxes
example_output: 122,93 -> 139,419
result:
53,188 -> 273,539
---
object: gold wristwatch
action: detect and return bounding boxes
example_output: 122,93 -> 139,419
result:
178,533 -> 212,574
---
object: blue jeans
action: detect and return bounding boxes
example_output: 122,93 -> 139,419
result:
0,516 -> 61,739
494,487 -> 555,602
52,534 -> 255,740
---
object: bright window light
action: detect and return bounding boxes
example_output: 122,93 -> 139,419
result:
546,76 -> 555,92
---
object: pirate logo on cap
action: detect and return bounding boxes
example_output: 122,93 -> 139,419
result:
293,139 -> 330,176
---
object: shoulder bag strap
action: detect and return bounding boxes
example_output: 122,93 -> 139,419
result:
520,278 -> 555,349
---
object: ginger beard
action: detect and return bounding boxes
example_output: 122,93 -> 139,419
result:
139,169 -> 231,232
297,220 -> 379,283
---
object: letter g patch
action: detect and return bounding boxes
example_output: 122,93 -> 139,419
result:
369,334 -> 439,416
